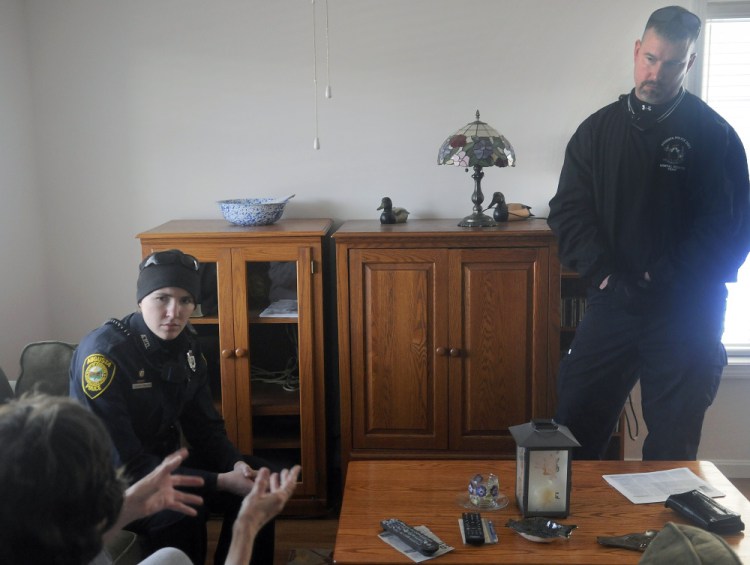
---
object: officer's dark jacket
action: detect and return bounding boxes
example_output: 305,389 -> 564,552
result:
549,89 -> 750,292
69,312 -> 242,489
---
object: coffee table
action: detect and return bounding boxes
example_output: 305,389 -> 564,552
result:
333,460 -> 750,563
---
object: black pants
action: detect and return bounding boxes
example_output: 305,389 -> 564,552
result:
554,284 -> 726,460
128,454 -> 277,565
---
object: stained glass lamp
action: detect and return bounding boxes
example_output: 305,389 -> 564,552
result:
437,110 -> 516,227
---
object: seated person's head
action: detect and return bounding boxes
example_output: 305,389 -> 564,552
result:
137,249 -> 201,341
0,395 -> 126,565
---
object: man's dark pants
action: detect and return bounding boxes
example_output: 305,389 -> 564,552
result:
554,284 -> 726,460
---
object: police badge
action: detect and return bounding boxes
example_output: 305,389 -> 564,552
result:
187,350 -> 197,372
82,354 -> 116,399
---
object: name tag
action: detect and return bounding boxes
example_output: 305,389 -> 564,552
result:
132,382 -> 153,390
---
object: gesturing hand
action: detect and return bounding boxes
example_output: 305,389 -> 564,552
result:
121,448 -> 204,524
240,465 -> 300,530
225,465 -> 301,565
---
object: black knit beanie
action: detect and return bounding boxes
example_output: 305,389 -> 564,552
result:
136,250 -> 201,303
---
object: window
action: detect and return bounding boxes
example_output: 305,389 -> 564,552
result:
702,2 -> 750,356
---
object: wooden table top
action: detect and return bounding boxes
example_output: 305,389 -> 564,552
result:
334,460 -> 750,564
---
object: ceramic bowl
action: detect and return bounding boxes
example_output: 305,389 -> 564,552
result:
218,195 -> 295,226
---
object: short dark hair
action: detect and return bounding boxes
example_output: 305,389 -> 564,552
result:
645,5 -> 702,43
0,395 -> 127,565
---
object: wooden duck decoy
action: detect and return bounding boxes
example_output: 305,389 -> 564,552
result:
377,197 -> 410,224
486,191 -> 509,222
507,203 -> 534,221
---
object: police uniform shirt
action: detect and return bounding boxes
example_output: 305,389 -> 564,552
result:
69,312 -> 242,489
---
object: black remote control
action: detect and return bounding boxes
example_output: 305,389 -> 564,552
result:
462,511 -> 485,545
380,518 -> 440,555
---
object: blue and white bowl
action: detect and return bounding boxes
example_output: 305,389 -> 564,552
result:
218,195 -> 295,226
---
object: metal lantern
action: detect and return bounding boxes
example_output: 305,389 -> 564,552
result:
509,419 -> 580,518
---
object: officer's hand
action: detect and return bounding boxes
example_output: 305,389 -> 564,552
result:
217,461 -> 258,496
234,460 -> 259,481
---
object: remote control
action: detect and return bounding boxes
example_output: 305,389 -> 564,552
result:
380,518 -> 440,555
462,512 -> 486,545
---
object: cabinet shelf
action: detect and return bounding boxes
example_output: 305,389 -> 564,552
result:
248,310 -> 299,324
252,433 -> 301,450
251,381 -> 300,416
252,414 -> 302,449
189,316 -> 219,325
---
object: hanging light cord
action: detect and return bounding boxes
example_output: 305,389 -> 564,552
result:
324,0 -> 332,99
312,0 -> 320,150
312,0 -> 331,149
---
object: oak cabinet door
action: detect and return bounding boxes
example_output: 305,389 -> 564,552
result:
448,247 -> 550,452
348,248 -> 449,450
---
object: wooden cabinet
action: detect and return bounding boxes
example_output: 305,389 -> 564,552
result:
137,219 -> 331,514
334,220 -> 561,468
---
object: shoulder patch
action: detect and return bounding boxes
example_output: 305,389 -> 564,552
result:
81,354 -> 116,399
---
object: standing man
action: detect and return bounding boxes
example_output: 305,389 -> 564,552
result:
548,5 -> 750,460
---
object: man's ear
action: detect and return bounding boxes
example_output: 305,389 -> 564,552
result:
687,51 -> 697,72
634,38 -> 642,61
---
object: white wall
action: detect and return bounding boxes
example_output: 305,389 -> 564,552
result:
624,372 -> 750,477
5,0 -> 750,475
0,0 -> 49,372
21,0 -> 660,347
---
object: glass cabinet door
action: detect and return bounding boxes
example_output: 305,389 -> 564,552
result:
141,243 -> 316,496
138,219 -> 330,514
232,245 -> 315,495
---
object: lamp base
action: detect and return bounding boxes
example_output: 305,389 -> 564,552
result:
458,211 -> 497,228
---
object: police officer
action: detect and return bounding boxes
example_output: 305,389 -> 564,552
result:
548,6 -> 750,461
70,249 -> 275,565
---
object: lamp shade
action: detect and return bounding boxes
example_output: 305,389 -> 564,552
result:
437,111 -> 516,169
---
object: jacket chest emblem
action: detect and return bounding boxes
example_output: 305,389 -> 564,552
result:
660,136 -> 691,172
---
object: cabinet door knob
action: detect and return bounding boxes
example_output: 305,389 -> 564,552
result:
235,348 -> 248,358
221,349 -> 235,359
435,347 -> 447,356
449,348 -> 461,357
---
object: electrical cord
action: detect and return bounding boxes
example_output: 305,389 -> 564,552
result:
250,325 -> 300,391
251,357 -> 299,391
624,392 -> 640,441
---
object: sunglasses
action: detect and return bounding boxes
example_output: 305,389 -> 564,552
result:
140,250 -> 200,271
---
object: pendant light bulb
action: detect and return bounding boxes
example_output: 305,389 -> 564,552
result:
325,85 -> 332,99
314,137 -> 321,150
